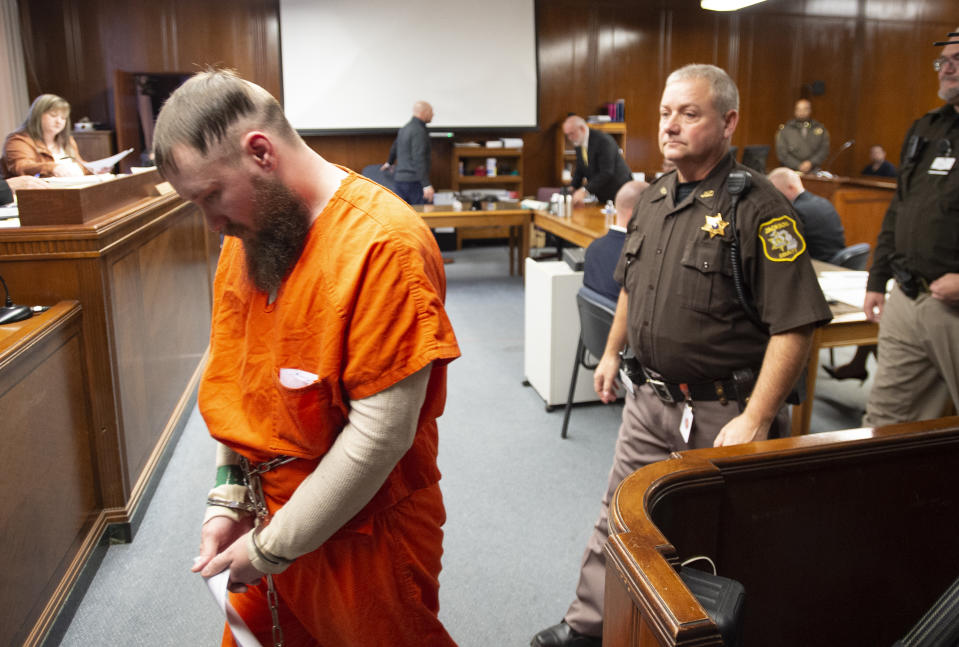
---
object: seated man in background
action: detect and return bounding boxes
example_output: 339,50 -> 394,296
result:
0,175 -> 47,204
563,115 -> 632,206
861,145 -> 897,177
768,167 -> 845,262
582,180 -> 648,307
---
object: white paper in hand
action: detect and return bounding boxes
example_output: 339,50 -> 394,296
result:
204,570 -> 263,647
81,147 -> 134,174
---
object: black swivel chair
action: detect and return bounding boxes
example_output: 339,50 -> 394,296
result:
828,242 -> 871,270
561,286 -> 617,439
741,145 -> 770,173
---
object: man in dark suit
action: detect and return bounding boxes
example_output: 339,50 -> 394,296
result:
768,167 -> 846,262
563,115 -> 632,206
582,180 -> 648,306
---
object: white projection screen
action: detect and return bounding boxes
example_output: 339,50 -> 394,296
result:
279,0 -> 538,133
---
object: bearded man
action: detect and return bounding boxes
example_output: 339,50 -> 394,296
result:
153,69 -> 460,647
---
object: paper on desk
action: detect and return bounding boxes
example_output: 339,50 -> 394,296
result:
43,175 -> 114,187
81,147 -> 134,174
817,270 -> 868,307
205,570 -> 263,647
0,205 -> 18,219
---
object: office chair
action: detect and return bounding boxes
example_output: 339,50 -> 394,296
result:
828,242 -> 871,270
741,145 -> 770,173
361,164 -> 397,193
561,286 -> 617,439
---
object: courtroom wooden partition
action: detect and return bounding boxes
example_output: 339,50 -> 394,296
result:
604,418 -> 959,647
0,303 -> 96,647
0,190 -> 218,646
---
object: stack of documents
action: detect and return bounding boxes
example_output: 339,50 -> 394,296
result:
817,270 -> 867,307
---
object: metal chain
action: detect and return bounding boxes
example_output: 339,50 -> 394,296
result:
266,574 -> 284,647
238,455 -> 298,647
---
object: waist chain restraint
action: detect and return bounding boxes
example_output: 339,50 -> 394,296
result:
206,455 -> 298,647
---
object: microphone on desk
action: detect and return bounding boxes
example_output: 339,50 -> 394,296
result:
0,274 -> 33,325
816,139 -> 855,178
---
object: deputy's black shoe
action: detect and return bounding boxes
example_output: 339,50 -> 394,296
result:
530,621 -> 601,647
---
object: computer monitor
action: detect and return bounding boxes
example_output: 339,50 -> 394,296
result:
741,145 -> 770,173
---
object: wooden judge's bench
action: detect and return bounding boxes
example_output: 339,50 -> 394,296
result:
603,417 -> 959,647
0,170 -> 218,646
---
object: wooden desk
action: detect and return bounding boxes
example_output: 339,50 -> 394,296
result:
790,261 -> 879,436
414,203 -> 530,276
604,417 -> 959,647
532,205 -> 608,249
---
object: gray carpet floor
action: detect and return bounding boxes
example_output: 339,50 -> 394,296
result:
55,244 -> 871,646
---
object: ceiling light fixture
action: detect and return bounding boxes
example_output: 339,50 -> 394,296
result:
701,0 -> 767,11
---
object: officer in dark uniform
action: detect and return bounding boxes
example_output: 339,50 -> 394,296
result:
531,64 -> 832,647
776,98 -> 831,173
862,29 -> 959,426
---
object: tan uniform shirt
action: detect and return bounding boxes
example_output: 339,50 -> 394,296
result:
775,118 -> 830,170
613,153 -> 832,383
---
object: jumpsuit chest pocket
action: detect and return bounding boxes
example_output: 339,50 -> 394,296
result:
679,237 -> 734,313
273,372 -> 348,458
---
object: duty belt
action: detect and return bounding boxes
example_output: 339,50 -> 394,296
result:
641,366 -> 752,406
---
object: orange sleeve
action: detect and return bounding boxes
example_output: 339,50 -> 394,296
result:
341,236 -> 459,401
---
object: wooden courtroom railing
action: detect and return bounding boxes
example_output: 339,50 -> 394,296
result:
604,417 -> 959,647
0,173 -> 218,646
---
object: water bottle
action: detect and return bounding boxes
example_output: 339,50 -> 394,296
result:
604,200 -> 615,227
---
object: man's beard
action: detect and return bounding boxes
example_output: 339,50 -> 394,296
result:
939,75 -> 959,103
229,176 -> 312,294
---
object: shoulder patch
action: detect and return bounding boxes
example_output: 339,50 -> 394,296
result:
757,215 -> 806,262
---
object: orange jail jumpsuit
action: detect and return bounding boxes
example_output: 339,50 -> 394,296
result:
199,171 -> 460,647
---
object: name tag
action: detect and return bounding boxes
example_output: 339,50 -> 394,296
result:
679,402 -> 694,444
929,156 -> 956,175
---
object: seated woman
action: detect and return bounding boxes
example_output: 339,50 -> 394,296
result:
1,94 -> 91,178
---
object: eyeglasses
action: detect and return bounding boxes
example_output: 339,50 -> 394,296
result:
933,53 -> 959,72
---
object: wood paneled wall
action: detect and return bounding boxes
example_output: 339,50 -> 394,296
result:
16,0 -> 956,192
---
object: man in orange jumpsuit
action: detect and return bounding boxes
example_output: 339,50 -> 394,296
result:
152,70 -> 461,646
